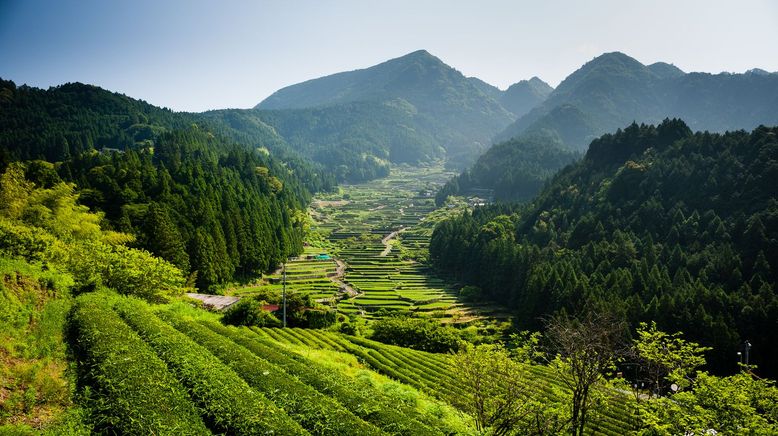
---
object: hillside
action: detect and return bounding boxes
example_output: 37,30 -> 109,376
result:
499,77 -> 554,119
207,101 -> 443,182
431,119 -> 778,376
436,132 -> 581,203
0,79 -> 320,291
496,52 -> 778,150
254,50 -> 522,169
445,52 -> 778,203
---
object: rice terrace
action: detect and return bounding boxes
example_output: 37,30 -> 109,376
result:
2,1 -> 777,434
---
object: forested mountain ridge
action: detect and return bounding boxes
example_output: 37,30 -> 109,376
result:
254,50 -> 546,170
436,132 -> 580,204
441,52 -> 778,203
499,77 -> 554,119
0,78 -> 335,193
0,79 -> 313,291
205,101 -> 439,182
430,119 -> 778,376
496,52 -> 778,150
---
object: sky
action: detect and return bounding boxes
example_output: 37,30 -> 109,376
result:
2,0 -> 777,112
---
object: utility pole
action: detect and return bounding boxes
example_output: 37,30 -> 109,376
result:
282,260 -> 287,328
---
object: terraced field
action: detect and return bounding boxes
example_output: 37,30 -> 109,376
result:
230,246 -> 342,304
70,294 -> 473,435
252,327 -> 640,436
70,293 -> 637,435
309,164 -> 510,321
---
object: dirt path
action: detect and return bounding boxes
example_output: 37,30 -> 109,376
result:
329,258 -> 360,298
380,228 -> 404,257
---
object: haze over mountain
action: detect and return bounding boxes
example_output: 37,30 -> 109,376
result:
496,51 -> 778,150
437,51 -> 778,203
252,50 -> 547,172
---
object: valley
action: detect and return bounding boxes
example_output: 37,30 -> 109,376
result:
1,5 -> 777,431
230,163 -> 512,324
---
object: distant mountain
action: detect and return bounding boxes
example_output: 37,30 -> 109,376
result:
499,77 -> 553,119
496,52 -> 778,150
436,131 -> 580,204
255,50 -> 523,170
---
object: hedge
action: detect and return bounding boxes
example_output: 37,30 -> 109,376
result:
70,294 -> 208,435
161,312 -> 382,436
202,321 -> 441,436
114,298 -> 307,435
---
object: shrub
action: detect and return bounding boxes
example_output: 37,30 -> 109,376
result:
370,316 -> 465,353
458,285 -> 482,302
305,309 -> 337,329
221,297 -> 281,327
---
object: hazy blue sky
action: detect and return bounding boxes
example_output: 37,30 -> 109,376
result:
2,0 -> 777,112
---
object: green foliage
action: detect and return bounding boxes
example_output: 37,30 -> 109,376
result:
0,165 -> 186,301
431,120 -> 778,376
304,309 -> 337,329
70,293 -> 209,434
633,322 -> 710,394
113,298 -> 307,435
638,371 -> 778,434
163,313 -> 381,435
457,285 -> 482,303
370,316 -> 465,353
221,297 -> 281,327
449,344 -> 534,435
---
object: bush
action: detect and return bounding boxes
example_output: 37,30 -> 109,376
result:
70,294 -> 208,434
305,309 -> 337,329
370,316 -> 465,353
221,297 -> 281,327
114,298 -> 306,435
458,285 -> 482,302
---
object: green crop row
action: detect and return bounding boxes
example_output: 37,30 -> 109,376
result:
113,299 -> 307,435
70,294 -> 209,435
161,312 -> 382,436
202,321 -> 442,436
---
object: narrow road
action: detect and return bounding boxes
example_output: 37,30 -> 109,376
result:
380,228 -> 404,257
329,258 -> 360,298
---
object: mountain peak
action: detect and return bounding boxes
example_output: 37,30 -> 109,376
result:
500,77 -> 553,118
403,49 -> 433,58
746,68 -> 774,76
648,62 -> 685,79
582,52 -> 647,72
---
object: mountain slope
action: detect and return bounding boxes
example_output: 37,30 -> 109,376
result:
431,119 -> 778,376
499,76 -> 553,118
436,132 -> 580,204
0,79 -> 317,291
496,52 -> 778,150
256,50 -> 518,169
